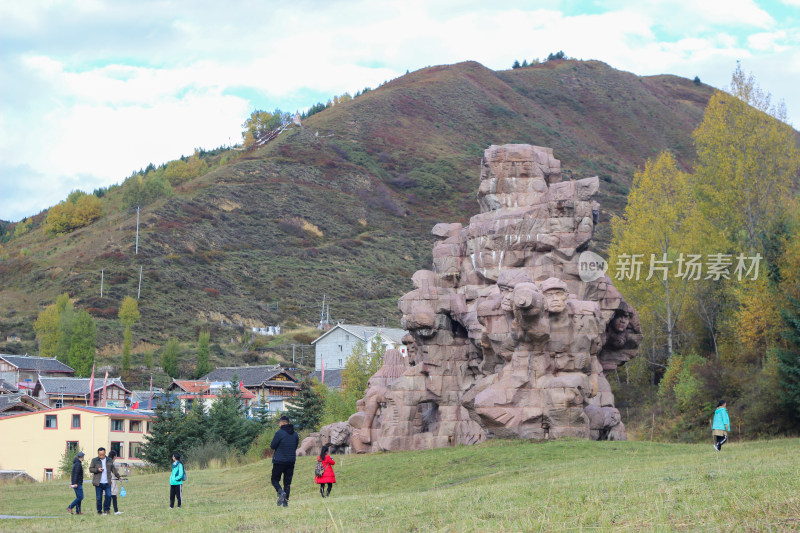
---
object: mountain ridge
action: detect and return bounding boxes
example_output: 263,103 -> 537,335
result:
0,59 -> 716,356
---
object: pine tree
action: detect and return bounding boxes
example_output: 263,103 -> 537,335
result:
141,393 -> 184,468
512,60 -> 521,69
207,378 -> 260,453
285,376 -> 323,431
777,290 -> 800,421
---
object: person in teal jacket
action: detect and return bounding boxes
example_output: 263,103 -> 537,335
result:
169,453 -> 184,508
712,400 -> 730,451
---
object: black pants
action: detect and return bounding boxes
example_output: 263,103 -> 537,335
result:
170,484 -> 182,508
319,482 -> 333,495
111,495 -> 119,512
715,434 -> 727,450
271,462 -> 295,499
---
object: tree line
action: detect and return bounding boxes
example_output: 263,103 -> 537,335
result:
609,63 -> 800,439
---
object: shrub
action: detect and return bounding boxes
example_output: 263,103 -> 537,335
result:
185,440 -> 237,469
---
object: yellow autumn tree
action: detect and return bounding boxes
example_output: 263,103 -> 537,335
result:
693,63 -> 800,254
609,152 -> 704,359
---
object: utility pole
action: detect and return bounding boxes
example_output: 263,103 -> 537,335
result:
137,265 -> 143,299
100,269 -> 104,298
292,344 -> 296,365
135,206 -> 140,254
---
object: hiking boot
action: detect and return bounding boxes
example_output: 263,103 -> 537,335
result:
277,491 -> 286,507
67,506 -> 73,515
283,498 -> 288,508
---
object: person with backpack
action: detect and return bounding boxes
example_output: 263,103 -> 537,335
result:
712,400 -> 731,451
67,451 -> 85,515
270,415 -> 299,508
108,450 -> 124,514
314,445 -> 336,498
169,453 -> 185,509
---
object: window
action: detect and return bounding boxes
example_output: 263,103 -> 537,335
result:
338,345 -> 343,352
44,468 -> 54,481
54,400 -> 64,408
146,422 -> 152,433
129,420 -> 142,433
110,442 -> 123,458
338,359 -> 343,367
71,414 -> 81,429
44,414 -> 57,429
129,442 -> 142,459
345,334 -> 349,341
67,441 -> 79,452
111,419 -> 124,432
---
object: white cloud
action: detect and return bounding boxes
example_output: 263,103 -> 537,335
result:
1,0 -> 798,221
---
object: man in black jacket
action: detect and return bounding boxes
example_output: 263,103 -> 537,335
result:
270,415 -> 299,507
67,451 -> 85,514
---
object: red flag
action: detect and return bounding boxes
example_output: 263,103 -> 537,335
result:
321,358 -> 325,385
240,380 -> 244,389
132,401 -> 139,410
148,375 -> 153,410
102,371 -> 109,407
88,364 -> 95,406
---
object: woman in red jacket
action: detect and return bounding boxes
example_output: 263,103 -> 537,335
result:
315,445 -> 336,497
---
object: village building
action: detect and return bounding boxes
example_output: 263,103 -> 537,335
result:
32,376 -> 131,408
198,365 -> 301,413
167,379 -> 257,413
0,354 -> 75,394
311,324 -> 408,371
0,406 -> 153,481
0,392 -> 50,416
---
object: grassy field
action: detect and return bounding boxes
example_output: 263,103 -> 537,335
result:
2,438 -> 798,532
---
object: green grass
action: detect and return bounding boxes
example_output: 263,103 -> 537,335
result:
2,438 -> 798,531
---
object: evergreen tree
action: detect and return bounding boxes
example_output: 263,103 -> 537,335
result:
141,393 -> 185,468
521,59 -> 529,67
512,60 -> 521,69
207,378 -> 260,453
59,445 -> 88,477
195,330 -> 213,378
68,311 -> 96,376
285,376 -> 323,431
161,338 -> 180,378
777,291 -> 800,421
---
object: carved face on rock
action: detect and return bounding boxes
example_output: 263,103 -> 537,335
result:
543,289 -> 567,314
611,311 -> 631,333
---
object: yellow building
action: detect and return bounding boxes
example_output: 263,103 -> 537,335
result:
0,406 -> 153,482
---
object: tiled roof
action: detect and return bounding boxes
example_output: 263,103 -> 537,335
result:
37,376 -> 129,395
170,380 -> 211,393
311,324 -> 408,345
0,393 -> 50,413
0,379 -> 19,393
200,365 -> 297,387
311,369 -> 344,389
0,354 -> 74,373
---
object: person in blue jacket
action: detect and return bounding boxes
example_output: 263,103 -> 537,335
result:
169,453 -> 185,508
712,400 -> 730,451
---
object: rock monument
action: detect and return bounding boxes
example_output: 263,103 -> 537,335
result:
298,144 -> 641,455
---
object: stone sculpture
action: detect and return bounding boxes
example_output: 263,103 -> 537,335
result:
299,144 -> 642,456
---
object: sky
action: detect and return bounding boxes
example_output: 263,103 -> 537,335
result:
1,0 -> 798,222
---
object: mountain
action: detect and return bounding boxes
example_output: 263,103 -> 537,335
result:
0,59 -> 714,354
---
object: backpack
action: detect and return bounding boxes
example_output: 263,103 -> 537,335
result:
180,462 -> 187,482
314,460 -> 326,478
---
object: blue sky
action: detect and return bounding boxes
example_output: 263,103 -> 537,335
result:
1,0 -> 798,222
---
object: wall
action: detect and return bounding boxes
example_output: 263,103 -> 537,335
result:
314,327 -> 363,371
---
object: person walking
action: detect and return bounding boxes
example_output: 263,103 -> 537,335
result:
270,415 -> 299,508
169,453 -> 185,509
67,451 -> 85,515
315,445 -> 336,498
108,450 -> 124,514
713,400 -> 731,451
89,447 -> 112,515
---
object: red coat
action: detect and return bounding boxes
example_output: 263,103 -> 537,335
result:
315,455 -> 336,484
